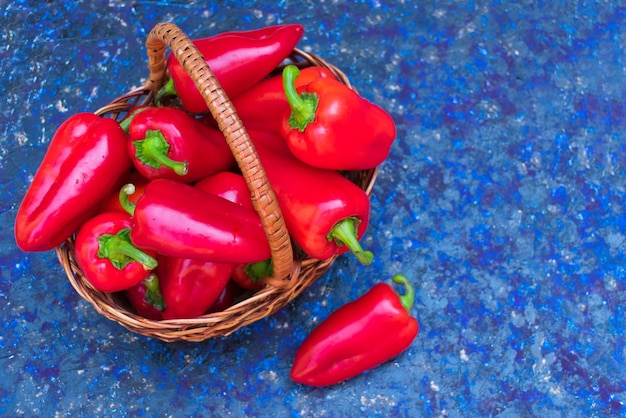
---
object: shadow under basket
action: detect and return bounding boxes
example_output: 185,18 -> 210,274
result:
55,22 -> 378,342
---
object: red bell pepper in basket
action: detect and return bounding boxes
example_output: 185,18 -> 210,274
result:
15,113 -> 131,252
291,274 -> 419,386
126,106 -> 235,182
73,211 -> 158,293
227,66 -> 336,135
125,274 -> 165,320
281,65 -> 396,170
128,179 -> 271,264
156,254 -> 234,319
157,24 -> 304,114
249,130 -> 373,265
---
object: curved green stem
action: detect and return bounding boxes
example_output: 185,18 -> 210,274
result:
132,130 -> 188,175
97,228 -> 158,270
119,183 -> 136,217
283,64 -> 318,132
392,274 -> 415,312
327,217 -> 373,265
154,78 -> 179,107
143,274 -> 165,311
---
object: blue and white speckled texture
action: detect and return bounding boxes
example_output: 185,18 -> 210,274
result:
2,0 -> 626,416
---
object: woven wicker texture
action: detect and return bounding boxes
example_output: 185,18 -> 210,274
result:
55,23 -> 378,342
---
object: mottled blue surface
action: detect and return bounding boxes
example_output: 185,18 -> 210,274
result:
2,0 -> 626,416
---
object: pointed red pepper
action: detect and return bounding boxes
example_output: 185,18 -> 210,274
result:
157,24 -> 304,114
226,66 -> 336,135
291,274 -> 419,387
15,113 -> 131,252
73,211 -> 158,293
249,130 -> 373,264
125,106 -> 235,182
281,65 -> 396,170
128,179 -> 271,264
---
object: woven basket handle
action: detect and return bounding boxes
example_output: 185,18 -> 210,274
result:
143,22 -> 294,283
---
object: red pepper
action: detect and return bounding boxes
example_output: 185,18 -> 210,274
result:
126,106 -> 234,182
129,179 -> 271,264
249,130 -> 373,264
194,171 -> 253,210
157,24 -> 304,114
156,254 -> 234,319
195,172 -> 270,289
207,281 -> 241,313
125,274 -> 165,320
73,211 -> 158,293
15,113 -> 131,252
291,274 -> 419,386
281,65 -> 396,170
226,66 -> 336,135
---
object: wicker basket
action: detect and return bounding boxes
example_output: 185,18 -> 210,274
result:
55,22 -> 378,342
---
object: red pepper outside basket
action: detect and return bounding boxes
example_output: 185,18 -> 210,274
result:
157,24 -> 304,114
249,130 -> 373,265
281,65 -> 396,170
291,274 -> 419,386
73,211 -> 158,293
125,106 -> 235,182
15,113 -> 131,252
129,179 -> 271,264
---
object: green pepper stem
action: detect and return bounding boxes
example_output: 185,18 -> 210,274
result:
143,274 -> 166,311
119,106 -> 150,134
328,217 -> 373,265
98,229 -> 158,271
132,130 -> 188,175
119,183 -> 136,217
392,273 -> 415,312
154,78 -> 178,107
244,258 -> 273,283
283,65 -> 318,132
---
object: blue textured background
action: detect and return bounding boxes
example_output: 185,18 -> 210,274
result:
3,0 -> 626,416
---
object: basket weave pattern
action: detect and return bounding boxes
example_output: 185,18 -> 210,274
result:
55,23 -> 377,342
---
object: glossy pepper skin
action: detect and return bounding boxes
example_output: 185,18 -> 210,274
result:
281,65 -> 396,170
15,113 -> 131,252
249,130 -> 373,264
291,274 -> 419,387
126,106 -> 234,182
74,211 -> 158,293
156,254 -> 234,319
227,66 -> 336,135
129,179 -> 271,264
158,24 -> 304,114
125,274 -> 165,320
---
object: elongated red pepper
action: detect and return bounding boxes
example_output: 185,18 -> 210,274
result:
129,179 -> 271,264
156,254 -> 234,319
249,130 -> 373,264
15,113 -> 131,252
73,211 -> 158,293
281,65 -> 396,170
126,106 -> 234,182
125,274 -> 165,320
291,274 -> 419,386
195,172 -> 270,289
157,24 -> 304,114
226,66 -> 336,134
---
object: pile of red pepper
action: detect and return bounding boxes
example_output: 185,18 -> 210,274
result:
14,24 -> 418,386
